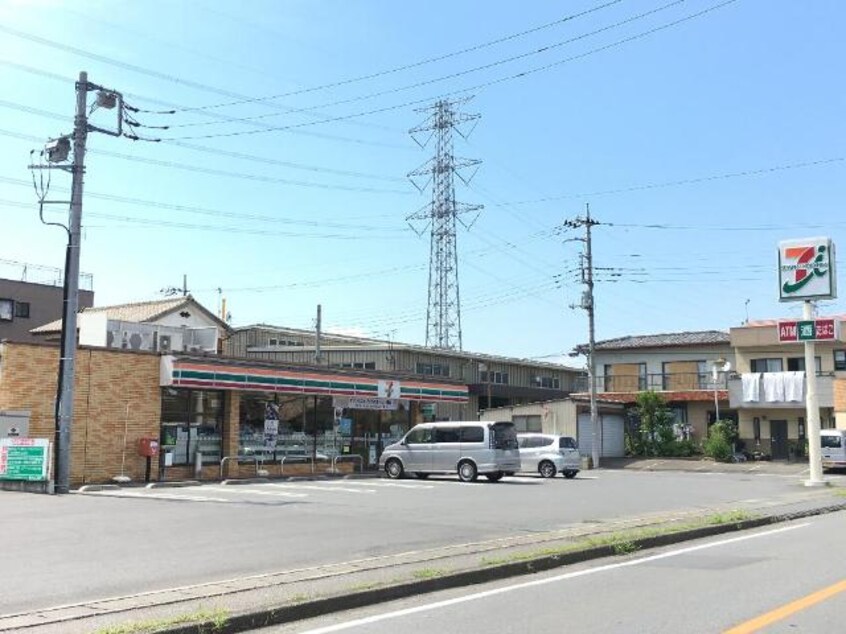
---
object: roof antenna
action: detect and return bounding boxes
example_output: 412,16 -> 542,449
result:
744,298 -> 750,324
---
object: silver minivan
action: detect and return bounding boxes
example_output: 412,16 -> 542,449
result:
379,421 -> 521,482
821,429 -> 846,471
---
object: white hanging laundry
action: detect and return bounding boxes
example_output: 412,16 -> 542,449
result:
785,371 -> 805,402
741,373 -> 761,402
763,372 -> 786,402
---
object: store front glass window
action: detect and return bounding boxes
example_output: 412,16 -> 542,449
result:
161,389 -> 223,465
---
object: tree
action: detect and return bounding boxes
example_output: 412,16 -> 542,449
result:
632,391 -> 676,457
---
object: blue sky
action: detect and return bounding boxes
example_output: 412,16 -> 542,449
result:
0,0 -> 844,361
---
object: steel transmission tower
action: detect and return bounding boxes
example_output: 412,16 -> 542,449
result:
406,98 -> 482,350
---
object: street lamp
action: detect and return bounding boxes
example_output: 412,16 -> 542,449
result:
710,358 -> 731,423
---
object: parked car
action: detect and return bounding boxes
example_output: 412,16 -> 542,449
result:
517,433 -> 580,478
821,429 -> 846,471
379,421 -> 521,482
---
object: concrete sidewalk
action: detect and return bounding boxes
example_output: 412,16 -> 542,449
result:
4,483 -> 844,634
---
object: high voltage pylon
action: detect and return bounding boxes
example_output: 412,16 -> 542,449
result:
406,97 -> 482,350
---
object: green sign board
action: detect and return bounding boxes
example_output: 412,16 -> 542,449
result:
0,438 -> 49,481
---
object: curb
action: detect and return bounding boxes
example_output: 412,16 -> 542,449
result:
76,484 -> 121,492
159,501 -> 846,634
145,480 -> 201,489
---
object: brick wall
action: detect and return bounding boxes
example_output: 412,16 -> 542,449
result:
0,341 -> 161,485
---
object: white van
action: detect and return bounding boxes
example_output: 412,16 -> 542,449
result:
379,421 -> 521,482
821,429 -> 846,471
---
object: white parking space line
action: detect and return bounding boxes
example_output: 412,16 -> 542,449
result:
78,489 -> 234,503
263,483 -> 376,494
322,480 -> 435,490
201,485 -> 308,498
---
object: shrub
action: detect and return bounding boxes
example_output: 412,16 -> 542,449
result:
703,421 -> 735,462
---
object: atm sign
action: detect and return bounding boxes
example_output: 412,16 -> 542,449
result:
777,319 -> 837,343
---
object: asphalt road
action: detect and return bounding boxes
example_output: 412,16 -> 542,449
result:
0,469 -> 827,615
264,511 -> 846,634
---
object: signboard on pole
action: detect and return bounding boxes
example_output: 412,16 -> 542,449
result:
777,319 -> 838,343
0,438 -> 50,481
778,237 -> 837,302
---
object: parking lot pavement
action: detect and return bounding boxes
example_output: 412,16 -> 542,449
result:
4,471 -> 843,634
75,475 -> 558,505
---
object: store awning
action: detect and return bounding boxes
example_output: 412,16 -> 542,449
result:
160,356 -> 468,403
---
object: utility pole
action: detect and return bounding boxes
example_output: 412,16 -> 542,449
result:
30,71 -> 124,494
563,204 -> 601,469
314,304 -> 322,364
406,98 -> 482,351
53,72 -> 89,494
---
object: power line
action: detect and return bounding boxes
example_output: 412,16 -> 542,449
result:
169,0 -> 676,126
0,61 -> 406,151
0,100 -> 406,183
492,157 -> 846,206
0,176 -> 407,231
1,197 -> 408,241
161,0 -> 740,141
176,0 -> 625,112
0,122 -> 411,194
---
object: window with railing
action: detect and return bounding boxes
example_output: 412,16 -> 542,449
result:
603,363 -> 646,391
661,360 -> 709,390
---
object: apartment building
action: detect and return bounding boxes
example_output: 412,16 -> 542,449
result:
727,316 -> 846,460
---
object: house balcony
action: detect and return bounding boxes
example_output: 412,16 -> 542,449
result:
728,372 -> 833,409
600,372 -> 725,393
574,372 -> 727,394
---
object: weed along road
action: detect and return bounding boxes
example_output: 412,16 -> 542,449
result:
1,469 -> 843,632
263,511 -> 846,634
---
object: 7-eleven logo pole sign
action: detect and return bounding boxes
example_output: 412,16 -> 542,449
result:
778,237 -> 837,302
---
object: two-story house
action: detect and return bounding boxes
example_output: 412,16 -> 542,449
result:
727,316 -> 846,460
588,330 -> 736,442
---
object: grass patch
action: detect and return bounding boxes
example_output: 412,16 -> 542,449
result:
348,581 -> 384,592
288,593 -> 314,605
705,510 -> 753,526
610,539 -> 640,555
412,567 -> 446,580
479,510 -> 760,567
94,607 -> 228,634
832,488 -> 846,498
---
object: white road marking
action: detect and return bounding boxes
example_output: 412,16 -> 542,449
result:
297,523 -> 810,634
78,489 -> 233,503
200,485 -> 308,498
322,480 -> 435,490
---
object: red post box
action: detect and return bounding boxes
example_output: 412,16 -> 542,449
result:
138,437 -> 160,457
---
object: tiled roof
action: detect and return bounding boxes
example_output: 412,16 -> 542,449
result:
31,297 -> 196,334
593,330 -> 730,351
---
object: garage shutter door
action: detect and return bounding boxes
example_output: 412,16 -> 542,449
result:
577,413 -> 625,458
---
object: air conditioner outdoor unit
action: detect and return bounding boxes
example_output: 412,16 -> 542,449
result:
159,334 -> 172,353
